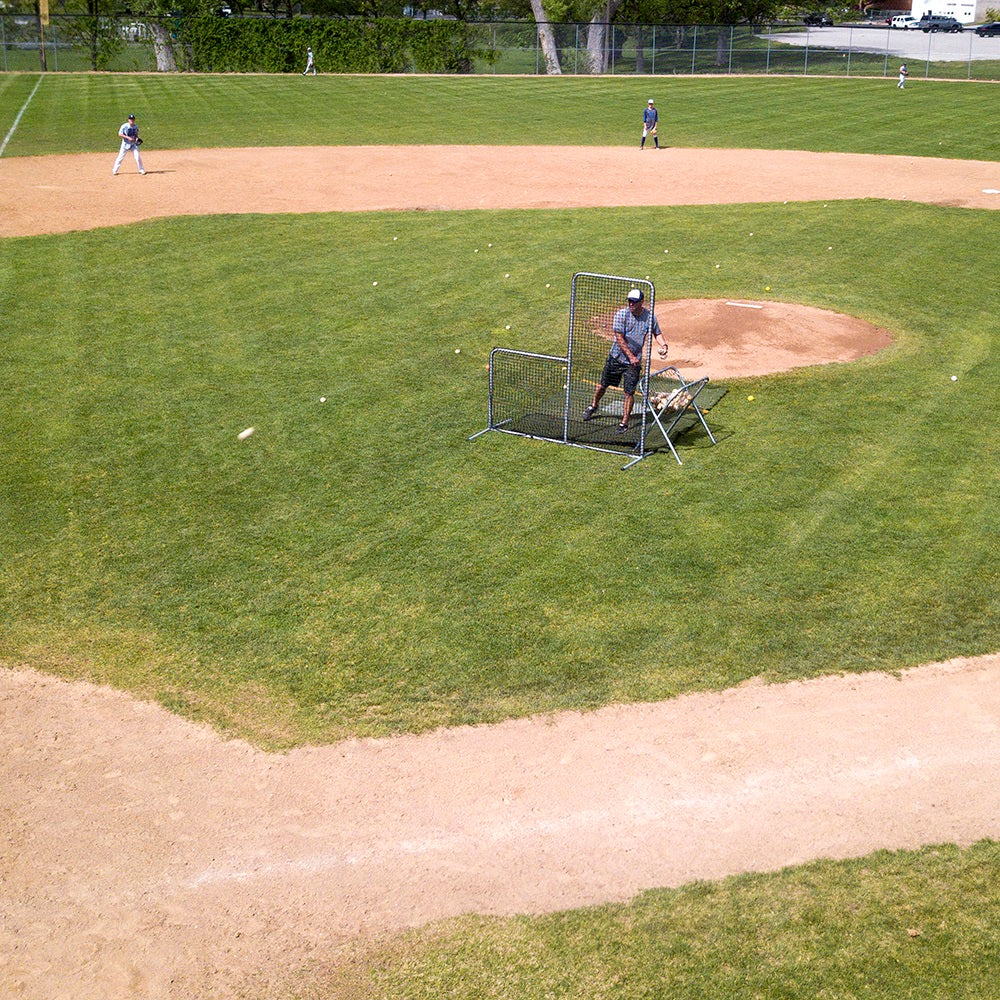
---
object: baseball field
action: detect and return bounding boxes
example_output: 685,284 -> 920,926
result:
1,72 -> 999,998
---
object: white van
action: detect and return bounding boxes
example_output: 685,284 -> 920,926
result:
891,15 -> 920,29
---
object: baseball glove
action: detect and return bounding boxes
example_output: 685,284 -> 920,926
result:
134,137 -> 143,145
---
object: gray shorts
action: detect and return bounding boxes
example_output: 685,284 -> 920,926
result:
600,356 -> 641,396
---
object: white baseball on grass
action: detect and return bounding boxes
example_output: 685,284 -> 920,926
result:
505,324 -> 510,330
455,349 -> 461,354
320,396 -> 326,402
951,375 -> 958,381
237,427 -> 255,440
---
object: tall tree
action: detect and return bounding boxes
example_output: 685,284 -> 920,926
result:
584,0 -> 623,73
529,0 -> 563,73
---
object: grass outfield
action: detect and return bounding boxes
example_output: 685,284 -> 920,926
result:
2,73 -> 999,996
0,73 -> 997,160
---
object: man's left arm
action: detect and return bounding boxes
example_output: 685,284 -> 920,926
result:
652,318 -> 668,358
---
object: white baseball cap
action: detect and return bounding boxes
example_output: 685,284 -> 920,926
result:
627,288 -> 644,302
648,99 -> 655,104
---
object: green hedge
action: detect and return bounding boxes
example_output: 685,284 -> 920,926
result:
176,16 -> 497,74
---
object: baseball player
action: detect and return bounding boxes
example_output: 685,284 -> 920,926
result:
112,114 -> 145,176
303,46 -> 316,75
641,98 -> 659,149
582,288 -> 667,433
897,63 -> 908,89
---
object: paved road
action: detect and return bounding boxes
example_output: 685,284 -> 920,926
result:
767,23 -> 1000,61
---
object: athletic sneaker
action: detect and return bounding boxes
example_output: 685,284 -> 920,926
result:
582,405 -> 597,421
616,423 -> 628,434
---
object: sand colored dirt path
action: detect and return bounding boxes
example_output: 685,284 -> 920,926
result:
2,145 -> 1000,998
1,145 -> 998,237
3,658 -> 1000,999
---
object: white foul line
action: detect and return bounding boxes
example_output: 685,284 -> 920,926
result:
0,75 -> 43,158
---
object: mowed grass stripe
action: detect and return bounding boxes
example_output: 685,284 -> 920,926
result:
0,73 -> 996,159
2,201 -> 998,746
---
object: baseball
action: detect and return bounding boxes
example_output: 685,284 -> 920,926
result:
951,375 -> 958,381
237,427 -> 255,440
320,396 -> 326,402
455,348 -> 461,354
372,281 -> 378,286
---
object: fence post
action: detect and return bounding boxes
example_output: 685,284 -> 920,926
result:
1,17 -> 6,74
651,24 -> 655,74
691,25 -> 697,75
846,25 -> 852,76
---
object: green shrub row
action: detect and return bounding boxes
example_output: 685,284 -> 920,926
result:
177,16 -> 498,74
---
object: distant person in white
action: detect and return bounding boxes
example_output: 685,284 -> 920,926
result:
304,47 -> 316,75
113,114 -> 145,175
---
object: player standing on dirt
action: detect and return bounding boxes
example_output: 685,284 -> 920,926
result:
112,114 -> 145,176
641,98 -> 659,149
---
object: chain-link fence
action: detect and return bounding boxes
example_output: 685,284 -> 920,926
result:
2,15 -> 998,80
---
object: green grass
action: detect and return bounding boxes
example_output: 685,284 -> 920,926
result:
0,73 -> 997,159
2,71 -> 999,999
2,200 -> 998,747
291,841 -> 1000,998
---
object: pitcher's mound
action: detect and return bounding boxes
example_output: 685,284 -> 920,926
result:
659,299 -> 892,379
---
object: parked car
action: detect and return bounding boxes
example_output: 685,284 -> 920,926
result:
803,12 -> 833,26
919,14 -> 963,32
974,21 -> 1000,36
890,15 -> 919,29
